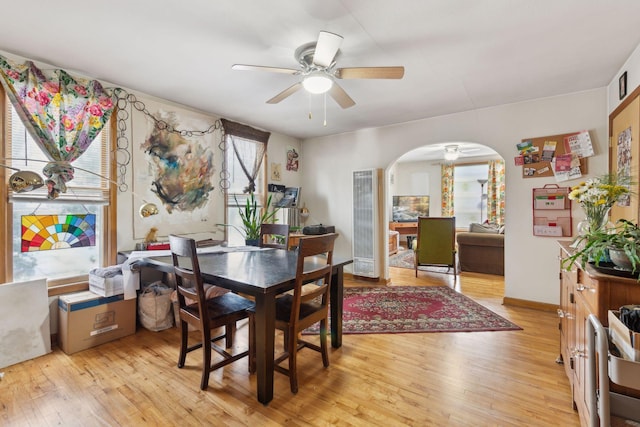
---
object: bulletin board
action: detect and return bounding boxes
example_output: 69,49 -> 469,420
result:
520,132 -> 588,179
609,92 -> 640,224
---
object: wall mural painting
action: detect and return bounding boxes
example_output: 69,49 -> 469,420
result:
21,214 -> 96,252
132,102 -> 224,240
141,111 -> 215,213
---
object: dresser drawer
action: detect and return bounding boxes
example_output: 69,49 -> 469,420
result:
575,269 -> 598,313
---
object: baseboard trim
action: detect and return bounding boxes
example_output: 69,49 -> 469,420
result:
503,296 -> 557,313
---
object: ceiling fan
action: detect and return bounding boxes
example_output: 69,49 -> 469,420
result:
416,144 -> 483,162
232,31 -> 405,108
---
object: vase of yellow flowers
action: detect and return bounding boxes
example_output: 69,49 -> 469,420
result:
568,173 -> 631,236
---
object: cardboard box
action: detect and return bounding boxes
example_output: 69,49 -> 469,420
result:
89,273 -> 124,297
609,309 -> 640,362
58,291 -> 136,354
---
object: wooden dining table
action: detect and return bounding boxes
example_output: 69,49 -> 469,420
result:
127,248 -> 352,405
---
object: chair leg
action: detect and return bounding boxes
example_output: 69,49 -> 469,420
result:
201,327 -> 212,390
248,313 -> 256,374
225,322 -> 235,348
320,319 -> 329,368
178,320 -> 188,368
288,327 -> 298,394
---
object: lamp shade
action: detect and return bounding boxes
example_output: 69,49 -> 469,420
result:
9,171 -> 45,193
302,71 -> 333,94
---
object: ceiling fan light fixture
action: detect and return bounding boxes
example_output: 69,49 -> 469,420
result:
444,145 -> 460,161
302,71 -> 333,94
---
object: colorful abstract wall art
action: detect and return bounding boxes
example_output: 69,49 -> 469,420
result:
141,110 -> 215,214
21,214 -> 96,252
131,99 -> 225,240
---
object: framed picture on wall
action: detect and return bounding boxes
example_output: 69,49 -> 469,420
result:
619,71 -> 627,100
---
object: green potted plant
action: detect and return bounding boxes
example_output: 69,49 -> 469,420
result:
564,219 -> 640,275
217,192 -> 279,246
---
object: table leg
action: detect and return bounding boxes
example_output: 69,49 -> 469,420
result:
253,293 -> 276,405
330,266 -> 344,348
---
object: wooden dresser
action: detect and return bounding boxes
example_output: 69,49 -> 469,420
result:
558,241 -> 640,426
389,221 -> 417,236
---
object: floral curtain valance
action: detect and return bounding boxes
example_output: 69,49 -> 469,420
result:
0,55 -> 115,198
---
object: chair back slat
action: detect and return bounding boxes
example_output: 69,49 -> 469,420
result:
289,233 -> 338,324
260,223 -> 290,249
169,234 -> 209,328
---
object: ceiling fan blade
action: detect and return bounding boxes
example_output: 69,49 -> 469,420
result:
266,82 -> 303,104
336,66 -> 405,79
328,82 -> 356,109
232,64 -> 299,75
312,31 -> 343,67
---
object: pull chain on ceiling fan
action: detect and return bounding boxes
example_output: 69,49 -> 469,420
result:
232,31 -> 405,109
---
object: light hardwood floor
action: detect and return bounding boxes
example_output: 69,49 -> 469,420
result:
0,266 -> 580,426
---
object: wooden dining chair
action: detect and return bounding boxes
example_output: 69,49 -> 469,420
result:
259,223 -> 290,249
259,232 -> 338,394
169,234 -> 255,390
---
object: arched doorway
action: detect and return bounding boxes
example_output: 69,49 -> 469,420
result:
383,141 -> 505,280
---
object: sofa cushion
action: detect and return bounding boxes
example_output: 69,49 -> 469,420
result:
456,232 -> 504,248
469,222 -> 501,234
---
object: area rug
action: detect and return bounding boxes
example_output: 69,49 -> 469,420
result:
389,250 -> 454,273
389,250 -> 415,269
305,286 -> 521,334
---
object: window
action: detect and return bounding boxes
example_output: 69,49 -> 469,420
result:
2,92 -> 115,286
225,135 -> 265,246
453,163 -> 489,228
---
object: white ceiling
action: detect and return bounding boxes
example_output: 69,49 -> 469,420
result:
1,0 -> 640,147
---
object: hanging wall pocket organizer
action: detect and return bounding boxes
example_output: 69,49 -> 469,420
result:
532,184 -> 572,237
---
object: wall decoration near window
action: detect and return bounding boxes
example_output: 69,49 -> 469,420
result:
21,214 -> 96,251
286,146 -> 299,171
271,163 -> 282,181
132,98 -> 225,239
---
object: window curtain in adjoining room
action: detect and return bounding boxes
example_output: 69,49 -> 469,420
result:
487,159 -> 505,225
441,163 -> 454,216
221,118 -> 270,193
0,56 -> 115,199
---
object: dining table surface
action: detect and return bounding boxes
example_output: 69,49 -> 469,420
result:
123,247 -> 352,405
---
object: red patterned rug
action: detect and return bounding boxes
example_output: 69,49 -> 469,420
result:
305,286 -> 521,334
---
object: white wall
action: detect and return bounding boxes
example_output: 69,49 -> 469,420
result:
301,89 -> 608,305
